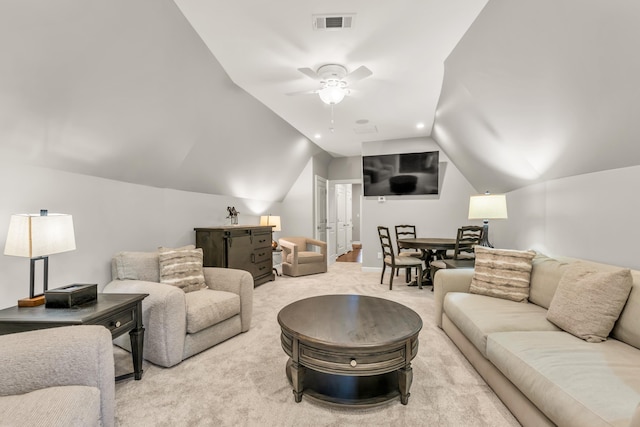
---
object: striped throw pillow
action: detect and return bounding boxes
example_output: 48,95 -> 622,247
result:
470,246 -> 536,302
158,247 -> 207,293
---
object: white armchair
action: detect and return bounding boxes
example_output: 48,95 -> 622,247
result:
279,237 -> 327,277
103,251 -> 253,368
0,325 -> 115,427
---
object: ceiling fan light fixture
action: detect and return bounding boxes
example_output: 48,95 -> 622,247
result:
319,86 -> 346,105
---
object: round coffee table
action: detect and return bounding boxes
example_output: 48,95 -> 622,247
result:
277,294 -> 422,406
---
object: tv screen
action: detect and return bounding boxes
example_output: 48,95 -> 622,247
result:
362,151 -> 439,196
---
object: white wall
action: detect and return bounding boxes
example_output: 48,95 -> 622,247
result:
494,164 -> 640,270
360,137 -> 478,269
0,162 -> 281,309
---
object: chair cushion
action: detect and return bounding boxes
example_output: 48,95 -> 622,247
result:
431,260 -> 447,269
185,289 -> 241,334
398,250 -> 421,258
0,385 -> 101,427
546,262 -> 632,343
384,255 -> 422,267
158,246 -> 207,293
469,246 -> 536,303
286,251 -> 323,265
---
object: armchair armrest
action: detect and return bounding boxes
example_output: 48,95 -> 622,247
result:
279,239 -> 298,263
433,269 -> 474,328
305,238 -> 327,255
203,267 -> 254,332
0,325 -> 115,426
103,279 -> 187,367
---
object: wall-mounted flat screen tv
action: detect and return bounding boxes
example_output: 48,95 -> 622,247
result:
362,151 -> 439,196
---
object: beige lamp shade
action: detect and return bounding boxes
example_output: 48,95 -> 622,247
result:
4,213 -> 76,258
260,215 -> 281,232
468,194 -> 508,220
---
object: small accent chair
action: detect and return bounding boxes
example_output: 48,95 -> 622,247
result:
430,225 -> 484,282
394,224 -> 423,282
279,237 -> 327,277
103,249 -> 254,368
378,226 -> 423,289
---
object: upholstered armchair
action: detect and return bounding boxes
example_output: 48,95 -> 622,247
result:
103,249 -> 253,368
0,325 -> 115,427
279,237 -> 327,277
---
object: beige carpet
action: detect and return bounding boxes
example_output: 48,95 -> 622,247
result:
113,263 -> 519,427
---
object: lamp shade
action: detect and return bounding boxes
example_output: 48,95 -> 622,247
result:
468,194 -> 508,220
318,86 -> 346,105
260,215 -> 281,232
4,213 -> 76,258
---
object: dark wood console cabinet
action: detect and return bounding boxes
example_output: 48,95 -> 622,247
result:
195,226 -> 275,286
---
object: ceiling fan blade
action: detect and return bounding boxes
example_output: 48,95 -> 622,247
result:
297,67 -> 322,81
344,66 -> 372,84
286,88 -> 320,96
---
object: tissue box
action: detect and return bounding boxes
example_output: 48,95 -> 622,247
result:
45,284 -> 97,308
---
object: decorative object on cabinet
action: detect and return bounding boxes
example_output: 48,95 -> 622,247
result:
226,206 -> 240,225
259,215 -> 281,249
195,225 -> 275,286
3,209 -> 76,307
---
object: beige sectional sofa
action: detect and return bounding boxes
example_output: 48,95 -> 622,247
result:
434,253 -> 640,427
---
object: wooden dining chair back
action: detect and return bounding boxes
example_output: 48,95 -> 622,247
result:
430,225 -> 484,283
453,225 -> 485,259
378,226 -> 423,290
394,224 -> 422,282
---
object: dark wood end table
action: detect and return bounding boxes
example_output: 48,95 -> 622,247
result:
0,293 -> 148,381
278,294 -> 422,406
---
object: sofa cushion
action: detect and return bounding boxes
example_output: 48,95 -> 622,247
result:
113,251 -> 160,282
286,251 -> 323,265
443,292 -> 559,357
469,246 -> 536,302
158,246 -> 207,293
0,385 -> 101,427
487,331 -> 640,427
528,252 -> 570,309
547,263 -> 632,343
185,289 -> 241,334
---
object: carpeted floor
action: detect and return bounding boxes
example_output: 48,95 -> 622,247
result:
113,263 -> 520,427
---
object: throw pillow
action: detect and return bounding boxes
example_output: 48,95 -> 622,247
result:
469,246 -> 536,303
546,263 -> 632,343
158,246 -> 207,293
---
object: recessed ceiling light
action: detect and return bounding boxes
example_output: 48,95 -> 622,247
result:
416,123 -> 425,129
355,119 -> 369,125
314,133 -> 322,139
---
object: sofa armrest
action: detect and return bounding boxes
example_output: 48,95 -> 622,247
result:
434,268 -> 474,328
0,325 -> 115,427
203,267 -> 254,332
103,279 -> 187,367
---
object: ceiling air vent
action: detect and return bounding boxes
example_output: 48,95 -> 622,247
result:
313,14 -> 355,31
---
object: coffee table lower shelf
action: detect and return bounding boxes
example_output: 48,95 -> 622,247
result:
285,359 -> 402,407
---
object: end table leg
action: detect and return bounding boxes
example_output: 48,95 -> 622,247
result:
129,326 -> 145,380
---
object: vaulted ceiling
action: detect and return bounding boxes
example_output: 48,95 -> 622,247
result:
1,1 -> 638,199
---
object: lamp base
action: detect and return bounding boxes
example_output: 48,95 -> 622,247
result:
18,295 -> 45,307
478,222 -> 494,248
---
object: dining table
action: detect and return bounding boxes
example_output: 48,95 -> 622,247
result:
396,237 -> 457,286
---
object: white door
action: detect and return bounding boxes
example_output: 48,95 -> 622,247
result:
346,184 -> 353,252
336,184 -> 346,256
327,182 -> 337,262
314,176 -> 328,245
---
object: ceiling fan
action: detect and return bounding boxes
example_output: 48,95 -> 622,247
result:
289,64 -> 373,105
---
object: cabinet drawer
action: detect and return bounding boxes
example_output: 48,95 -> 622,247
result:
101,309 -> 135,338
252,232 -> 272,249
254,259 -> 272,278
253,248 -> 272,263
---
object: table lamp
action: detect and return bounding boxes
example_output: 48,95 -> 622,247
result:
4,209 -> 76,307
260,215 -> 281,249
468,192 -> 508,248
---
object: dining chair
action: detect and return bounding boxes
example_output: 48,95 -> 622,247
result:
394,224 -> 423,282
430,225 -> 484,282
378,226 -> 423,290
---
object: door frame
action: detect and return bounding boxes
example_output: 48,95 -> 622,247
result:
328,178 -> 362,264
